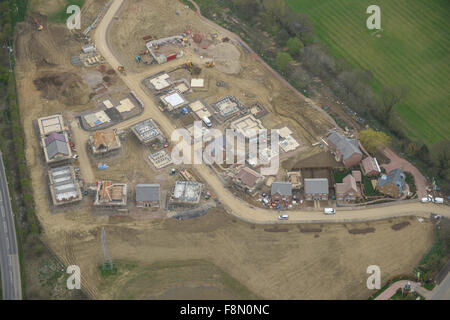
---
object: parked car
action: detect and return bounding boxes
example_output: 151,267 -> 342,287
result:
433,197 -> 444,204
421,196 -> 432,203
324,208 -> 336,215
278,214 -> 289,220
202,116 -> 212,127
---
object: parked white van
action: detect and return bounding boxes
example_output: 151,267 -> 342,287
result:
324,208 -> 336,215
202,116 -> 212,127
278,214 -> 289,220
433,197 -> 444,204
421,196 -> 432,203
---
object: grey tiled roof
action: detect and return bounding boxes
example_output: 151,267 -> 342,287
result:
46,140 -> 69,159
271,182 -> 292,196
327,131 -> 362,161
304,178 -> 329,194
377,168 -> 405,192
136,184 -> 160,202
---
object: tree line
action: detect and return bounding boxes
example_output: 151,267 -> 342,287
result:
0,0 -> 40,240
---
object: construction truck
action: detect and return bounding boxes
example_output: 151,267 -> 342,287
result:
205,61 -> 215,68
117,65 -> 126,74
33,18 -> 43,31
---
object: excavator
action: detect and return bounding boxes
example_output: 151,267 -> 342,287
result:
184,60 -> 193,72
117,65 -> 126,74
184,60 -> 201,75
205,61 -> 215,68
33,18 -> 43,31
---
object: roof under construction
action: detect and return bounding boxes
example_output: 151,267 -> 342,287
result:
94,181 -> 128,207
90,130 -> 121,154
48,166 -> 82,206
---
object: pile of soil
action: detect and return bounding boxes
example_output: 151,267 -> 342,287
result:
264,228 -> 289,233
300,228 -> 322,233
391,221 -> 410,231
348,227 -> 376,235
33,72 -> 90,106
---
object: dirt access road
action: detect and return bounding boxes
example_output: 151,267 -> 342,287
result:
94,0 -> 450,224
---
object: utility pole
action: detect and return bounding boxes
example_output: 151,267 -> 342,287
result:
101,227 -> 113,271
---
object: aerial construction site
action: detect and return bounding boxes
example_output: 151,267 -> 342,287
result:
8,0 -> 449,301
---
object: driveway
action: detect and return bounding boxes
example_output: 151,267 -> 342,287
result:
382,147 -> 427,198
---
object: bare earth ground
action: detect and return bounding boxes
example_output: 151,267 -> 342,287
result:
109,0 -> 335,145
56,210 -> 435,300
12,0 -> 438,299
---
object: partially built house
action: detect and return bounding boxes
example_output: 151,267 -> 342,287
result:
229,114 -> 266,142
88,130 -> 122,158
131,119 -> 166,148
211,96 -> 245,123
188,99 -> 211,120
48,166 -> 82,206
145,35 -> 186,65
37,114 -> 66,137
94,181 -> 128,208
232,166 -> 265,194
143,72 -> 173,94
160,90 -> 188,112
170,181 -> 203,206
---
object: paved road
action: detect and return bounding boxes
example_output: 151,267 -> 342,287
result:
431,273 -> 450,300
0,152 -> 22,300
93,0 -> 450,225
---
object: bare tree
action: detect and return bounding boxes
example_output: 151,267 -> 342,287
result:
380,85 -> 408,121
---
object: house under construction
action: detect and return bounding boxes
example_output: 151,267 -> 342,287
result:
145,35 -> 186,65
94,181 -> 128,208
48,166 -> 82,206
169,181 -> 203,206
89,130 -> 122,158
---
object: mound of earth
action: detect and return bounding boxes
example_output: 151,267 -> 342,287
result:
33,72 -> 90,106
209,43 -> 241,75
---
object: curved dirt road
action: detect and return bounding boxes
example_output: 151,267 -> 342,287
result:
93,0 -> 450,224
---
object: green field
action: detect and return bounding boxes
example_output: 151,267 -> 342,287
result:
287,0 -> 450,146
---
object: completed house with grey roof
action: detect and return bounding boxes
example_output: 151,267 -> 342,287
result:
42,132 -> 72,165
136,184 -> 160,208
304,178 -> 329,201
326,130 -> 362,167
271,182 -> 293,203
376,168 -> 406,198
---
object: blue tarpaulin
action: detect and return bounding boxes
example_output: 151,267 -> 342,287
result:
98,163 -> 108,170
